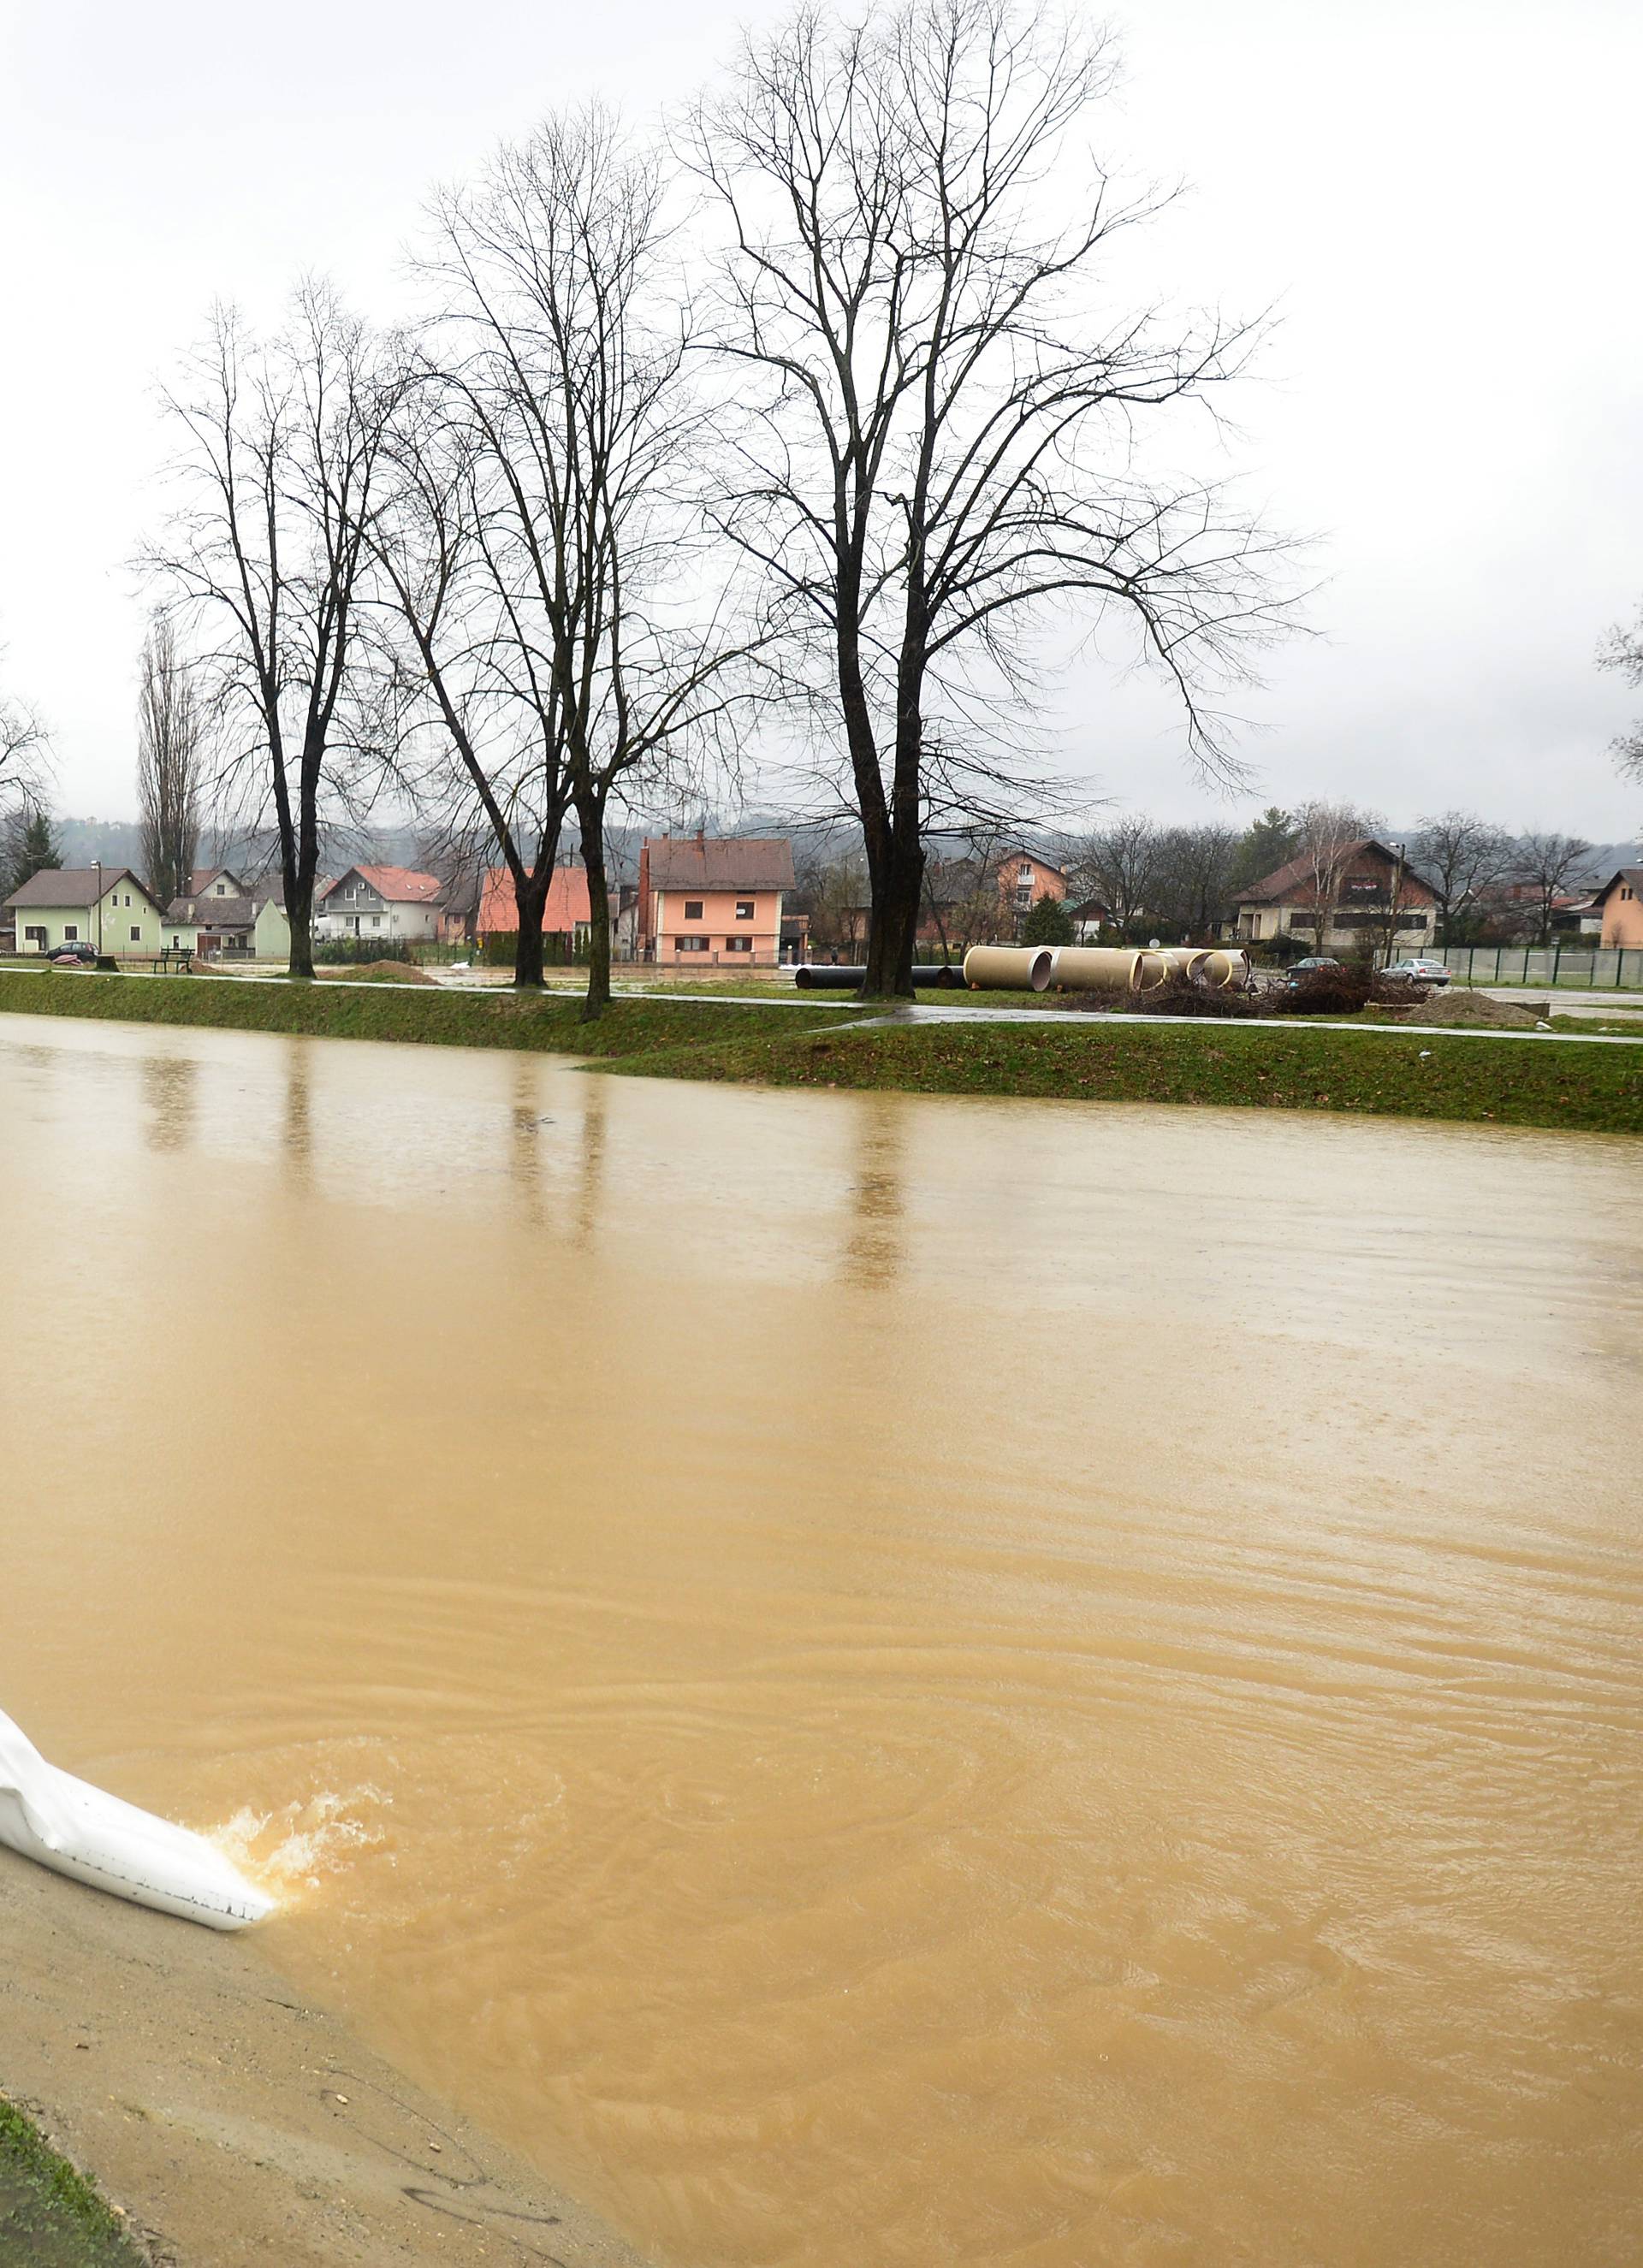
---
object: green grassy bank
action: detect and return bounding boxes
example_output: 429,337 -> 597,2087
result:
610,1016 -> 1643,1134
0,2099 -> 140,2267
1,969 -> 1638,1133
0,969 -> 825,1058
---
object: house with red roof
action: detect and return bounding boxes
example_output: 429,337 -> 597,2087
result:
314,865 -> 444,946
475,864 -> 601,956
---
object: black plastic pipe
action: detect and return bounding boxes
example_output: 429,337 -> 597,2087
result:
793,963 -> 965,991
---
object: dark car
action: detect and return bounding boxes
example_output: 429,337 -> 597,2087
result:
44,941 -> 98,966
1284,955 -> 1343,986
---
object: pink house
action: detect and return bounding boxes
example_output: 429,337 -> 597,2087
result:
638,833 -> 796,967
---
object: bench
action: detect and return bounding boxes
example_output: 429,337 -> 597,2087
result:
144,949 -> 194,974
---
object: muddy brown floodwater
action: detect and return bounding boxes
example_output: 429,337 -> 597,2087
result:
2,1011 -> 1641,2268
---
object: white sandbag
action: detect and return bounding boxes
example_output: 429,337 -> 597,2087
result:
0,1706 -> 273,1930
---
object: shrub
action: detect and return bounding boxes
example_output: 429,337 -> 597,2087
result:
1021,893 -> 1074,947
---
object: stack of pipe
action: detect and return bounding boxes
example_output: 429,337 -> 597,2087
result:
935,944 -> 1256,997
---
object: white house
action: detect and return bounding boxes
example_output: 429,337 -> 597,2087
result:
314,865 -> 444,944
3,867 -> 165,956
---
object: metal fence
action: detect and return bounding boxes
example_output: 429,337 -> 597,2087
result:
1433,945 -> 1643,989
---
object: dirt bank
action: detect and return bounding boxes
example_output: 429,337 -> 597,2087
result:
0,1849 -> 646,2268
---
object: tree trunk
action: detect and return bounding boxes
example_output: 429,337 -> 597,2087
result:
288,879 -> 316,979
513,869 -> 551,988
861,825 -> 923,997
577,790 -> 613,1022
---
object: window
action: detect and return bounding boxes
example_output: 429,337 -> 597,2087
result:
64,926 -> 78,941
1018,862 -> 1033,881
24,925 -> 44,945
675,935 -> 709,952
130,926 -> 141,942
725,936 -> 752,953
216,881 -> 228,895
371,914 -> 382,928
735,900 -> 755,921
684,899 -> 703,920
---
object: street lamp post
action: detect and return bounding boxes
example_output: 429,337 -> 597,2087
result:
92,860 -> 102,958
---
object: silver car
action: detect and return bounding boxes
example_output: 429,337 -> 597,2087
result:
1385,957 -> 1451,986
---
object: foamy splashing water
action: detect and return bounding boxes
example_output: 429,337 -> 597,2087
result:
211,1785 -> 392,1896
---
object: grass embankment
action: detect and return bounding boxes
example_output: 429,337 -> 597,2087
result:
0,969 -> 830,1058
0,2098 -> 140,2267
3,969 -> 1639,1132
609,1016 -> 1643,1134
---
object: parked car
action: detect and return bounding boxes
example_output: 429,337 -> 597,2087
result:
44,942 -> 98,966
1384,957 -> 1451,986
1284,956 -> 1343,986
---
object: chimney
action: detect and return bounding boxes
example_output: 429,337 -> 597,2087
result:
696,824 -> 705,845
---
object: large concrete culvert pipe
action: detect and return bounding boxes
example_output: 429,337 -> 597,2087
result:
1197,949 -> 1249,990
963,945 -> 1054,991
1046,945 -> 1171,992
1154,946 -> 1213,982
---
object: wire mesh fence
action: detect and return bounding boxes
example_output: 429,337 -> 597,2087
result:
1434,945 -> 1643,989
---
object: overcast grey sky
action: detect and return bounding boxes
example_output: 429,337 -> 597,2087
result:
2,0 -> 1639,835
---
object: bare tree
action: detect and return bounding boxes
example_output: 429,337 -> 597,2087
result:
684,0 -> 1296,998
136,613 -> 207,906
1069,814 -> 1161,935
1510,829 -> 1594,946
391,109 -> 763,1011
146,286 -> 389,977
0,656 -> 50,827
1292,800 -> 1382,957
1150,822 -> 1241,939
1599,602 -> 1643,780
1411,809 -> 1512,947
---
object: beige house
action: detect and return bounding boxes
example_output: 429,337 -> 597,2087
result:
4,867 -> 164,956
1593,868 -> 1643,948
1234,839 -> 1438,953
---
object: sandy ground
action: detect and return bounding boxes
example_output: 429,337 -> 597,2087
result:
1,1849 -> 646,2268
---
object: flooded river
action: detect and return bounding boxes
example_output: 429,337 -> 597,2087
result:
3,1011 -> 1640,2268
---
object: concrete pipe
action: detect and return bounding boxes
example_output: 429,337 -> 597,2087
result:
963,945 -> 1054,992
1197,950 -> 1249,990
1155,946 -> 1213,981
1047,945 -> 1171,993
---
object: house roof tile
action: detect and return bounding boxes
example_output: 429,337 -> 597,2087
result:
1593,868 -> 1643,901
320,864 -> 443,905
3,866 -> 155,910
477,866 -> 593,935
1237,838 -> 1436,905
646,836 -> 795,891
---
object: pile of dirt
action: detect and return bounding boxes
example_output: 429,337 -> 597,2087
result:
323,960 -> 439,986
1389,987 -> 1539,1028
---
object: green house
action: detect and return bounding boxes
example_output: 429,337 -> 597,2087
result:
4,867 -> 165,957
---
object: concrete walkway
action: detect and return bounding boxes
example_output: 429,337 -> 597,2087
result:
845,1002 -> 1643,1047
